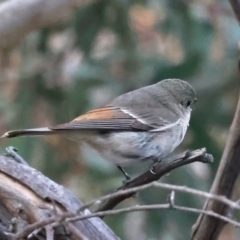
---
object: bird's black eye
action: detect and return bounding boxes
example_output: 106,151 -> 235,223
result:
186,101 -> 191,107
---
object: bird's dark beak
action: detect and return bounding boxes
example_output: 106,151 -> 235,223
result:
194,98 -> 197,103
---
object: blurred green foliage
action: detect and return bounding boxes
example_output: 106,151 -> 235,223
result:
0,0 -> 240,239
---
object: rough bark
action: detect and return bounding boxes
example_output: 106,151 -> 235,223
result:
0,152 -> 119,240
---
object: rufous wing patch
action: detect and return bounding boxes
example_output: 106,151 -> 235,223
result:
72,106 -> 129,121
51,106 -> 152,131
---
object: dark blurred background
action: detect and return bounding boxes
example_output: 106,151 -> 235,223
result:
0,0 -> 240,239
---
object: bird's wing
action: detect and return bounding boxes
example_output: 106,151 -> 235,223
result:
1,105 -> 179,138
51,106 -> 151,131
51,105 -> 177,132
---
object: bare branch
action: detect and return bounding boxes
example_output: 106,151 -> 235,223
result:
192,85 -> 240,240
0,147 -> 215,239
97,148 -> 213,212
66,184 -> 240,227
68,204 -> 240,229
14,180 -> 240,239
0,153 -> 118,240
191,5 -> 240,237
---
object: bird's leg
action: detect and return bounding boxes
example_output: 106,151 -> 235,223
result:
117,165 -> 131,181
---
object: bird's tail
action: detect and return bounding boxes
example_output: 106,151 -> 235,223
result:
1,127 -> 58,138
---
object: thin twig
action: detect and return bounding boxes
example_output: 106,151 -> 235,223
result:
13,181 -> 240,240
153,182 -> 240,211
67,203 -> 240,228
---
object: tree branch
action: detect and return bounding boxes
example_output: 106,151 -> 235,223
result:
70,203 -> 240,229
97,148 -> 213,212
13,179 -> 240,239
0,147 -> 211,239
191,4 -> 240,237
73,183 -> 240,223
0,152 -> 118,240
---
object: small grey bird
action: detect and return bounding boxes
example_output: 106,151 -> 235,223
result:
1,79 -> 196,178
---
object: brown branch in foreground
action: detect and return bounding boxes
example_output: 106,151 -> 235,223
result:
0,0 -> 96,50
0,153 -> 118,240
97,148 -> 213,212
192,96 -> 240,240
191,4 -> 240,238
